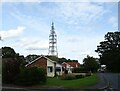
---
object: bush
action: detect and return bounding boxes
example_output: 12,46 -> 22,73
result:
61,74 -> 76,80
72,67 -> 88,73
75,75 -> 84,79
2,58 -> 21,84
15,67 -> 46,86
85,73 -> 92,77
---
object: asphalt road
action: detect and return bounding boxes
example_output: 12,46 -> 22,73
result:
102,73 -> 120,91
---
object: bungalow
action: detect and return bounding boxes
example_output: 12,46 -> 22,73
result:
62,62 -> 80,73
62,62 -> 73,73
67,62 -> 80,68
25,55 -> 63,77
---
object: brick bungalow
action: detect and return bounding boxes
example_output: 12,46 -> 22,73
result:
25,55 -> 63,77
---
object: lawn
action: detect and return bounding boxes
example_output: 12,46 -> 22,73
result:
44,74 -> 99,89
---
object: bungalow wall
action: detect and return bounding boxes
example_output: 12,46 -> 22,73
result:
47,59 -> 55,77
27,57 -> 47,69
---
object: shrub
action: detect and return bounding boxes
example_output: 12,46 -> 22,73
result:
75,75 -> 84,79
85,73 -> 92,77
15,67 -> 46,86
2,58 -> 21,84
61,74 -> 76,80
72,67 -> 88,73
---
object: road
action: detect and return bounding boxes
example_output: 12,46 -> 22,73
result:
101,73 -> 120,91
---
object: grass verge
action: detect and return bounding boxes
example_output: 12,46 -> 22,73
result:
44,74 -> 99,89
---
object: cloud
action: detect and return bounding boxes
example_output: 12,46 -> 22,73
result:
26,47 -> 47,51
108,16 -> 118,28
56,2 -> 107,26
10,10 -> 50,34
2,0 -> 43,2
0,26 -> 25,39
58,34 -> 104,62
14,38 -> 48,51
1,2 -> 117,63
2,0 -> 119,2
67,37 -> 81,43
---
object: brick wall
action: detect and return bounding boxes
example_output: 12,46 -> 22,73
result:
27,57 -> 47,69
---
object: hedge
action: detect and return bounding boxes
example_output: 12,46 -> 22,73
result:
15,67 -> 46,86
72,67 -> 88,73
61,74 -> 76,80
75,75 -> 85,79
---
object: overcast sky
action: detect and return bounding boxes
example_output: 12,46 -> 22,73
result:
0,0 -> 118,63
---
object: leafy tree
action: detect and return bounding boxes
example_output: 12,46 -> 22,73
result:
2,58 -> 21,83
2,46 -> 25,83
95,32 -> 120,72
68,59 -> 78,62
2,47 -> 16,58
58,57 -> 78,64
58,57 -> 67,64
83,55 -> 99,72
25,54 -> 40,63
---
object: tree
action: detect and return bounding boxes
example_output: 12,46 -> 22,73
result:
2,47 -> 16,58
83,55 -> 99,72
2,46 -> 25,83
25,54 -> 40,63
58,57 -> 67,64
58,57 -> 78,64
2,58 -> 21,83
95,32 -> 120,72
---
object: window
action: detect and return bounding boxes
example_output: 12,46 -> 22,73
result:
56,67 -> 61,72
48,66 -> 53,73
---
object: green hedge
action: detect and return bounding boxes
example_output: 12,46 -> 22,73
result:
85,73 -> 92,77
75,75 -> 85,79
61,73 -> 92,80
61,74 -> 76,80
15,67 -> 46,86
72,67 -> 88,73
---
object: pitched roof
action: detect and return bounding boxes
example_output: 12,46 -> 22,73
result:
67,62 -> 80,67
62,62 -> 72,68
46,55 -> 59,62
25,55 -> 56,67
62,62 -> 80,68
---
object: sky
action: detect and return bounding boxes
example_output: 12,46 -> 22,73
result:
0,0 -> 118,63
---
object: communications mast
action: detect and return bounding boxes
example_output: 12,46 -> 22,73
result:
48,22 -> 58,57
